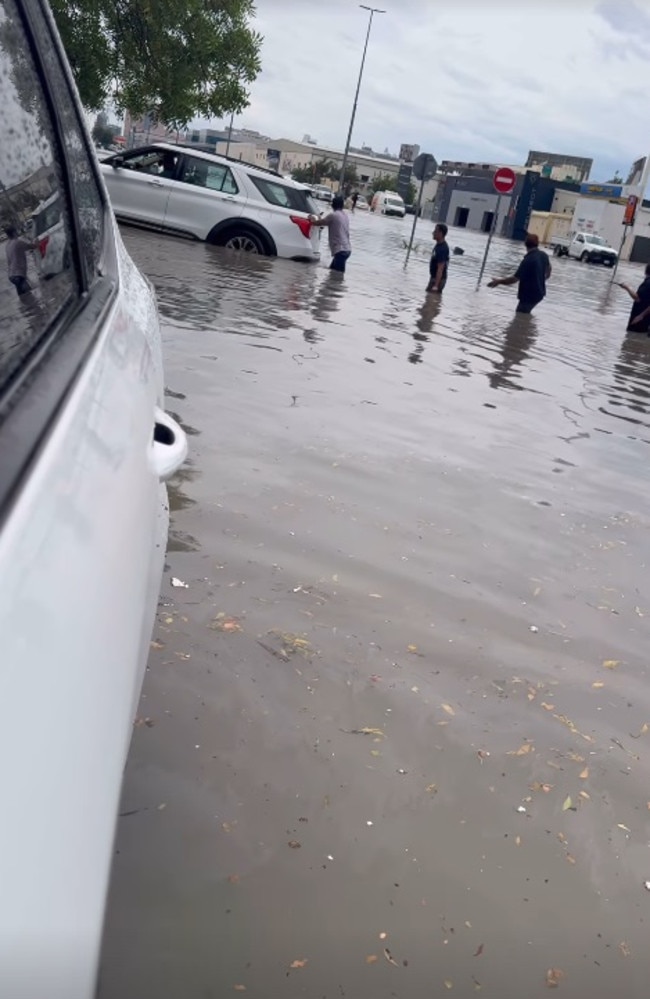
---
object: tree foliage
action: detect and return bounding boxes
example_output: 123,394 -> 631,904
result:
369,173 -> 416,203
291,158 -> 336,185
50,0 -> 263,126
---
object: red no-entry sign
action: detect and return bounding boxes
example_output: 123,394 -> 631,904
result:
493,167 -> 516,195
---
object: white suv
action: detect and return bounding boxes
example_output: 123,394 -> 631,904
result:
101,144 -> 322,262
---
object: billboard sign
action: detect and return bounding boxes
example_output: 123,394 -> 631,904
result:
580,182 -> 622,199
623,194 -> 639,226
399,143 -> 420,164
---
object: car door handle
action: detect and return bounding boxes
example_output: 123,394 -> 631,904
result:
151,406 -> 188,482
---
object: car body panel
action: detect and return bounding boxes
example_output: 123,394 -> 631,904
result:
162,152 -> 246,239
0,224 -> 183,999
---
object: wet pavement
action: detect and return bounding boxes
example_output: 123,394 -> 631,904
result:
99,214 -> 650,999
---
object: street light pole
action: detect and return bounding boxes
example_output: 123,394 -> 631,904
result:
225,109 -> 235,158
338,4 -> 385,192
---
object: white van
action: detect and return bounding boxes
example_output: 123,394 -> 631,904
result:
371,190 -> 406,217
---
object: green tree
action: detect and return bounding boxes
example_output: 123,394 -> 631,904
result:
291,158 -> 336,185
50,0 -> 262,126
606,172 -> 624,184
370,172 -> 398,194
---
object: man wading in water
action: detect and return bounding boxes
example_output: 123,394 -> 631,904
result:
488,233 -> 551,313
309,195 -> 351,273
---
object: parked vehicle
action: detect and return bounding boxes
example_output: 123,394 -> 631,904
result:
0,2 -> 187,998
551,230 -> 618,266
28,191 -> 69,277
370,190 -> 406,217
311,183 -> 333,203
101,144 -> 321,262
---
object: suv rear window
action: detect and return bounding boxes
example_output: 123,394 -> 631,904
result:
249,176 -> 312,213
32,197 -> 62,237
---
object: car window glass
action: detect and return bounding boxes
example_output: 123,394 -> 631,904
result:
0,0 -> 78,398
249,176 -> 311,213
179,158 -> 238,194
25,8 -> 104,279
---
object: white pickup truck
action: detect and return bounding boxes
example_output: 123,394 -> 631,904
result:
550,231 -> 618,266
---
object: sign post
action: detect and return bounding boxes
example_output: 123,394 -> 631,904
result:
476,167 -> 516,289
611,195 -> 639,282
404,152 -> 437,266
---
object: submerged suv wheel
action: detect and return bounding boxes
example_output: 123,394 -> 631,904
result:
222,229 -> 265,254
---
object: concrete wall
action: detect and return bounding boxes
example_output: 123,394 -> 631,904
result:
551,189 -> 579,215
436,175 -> 512,233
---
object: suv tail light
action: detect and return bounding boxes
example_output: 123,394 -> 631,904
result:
290,216 -> 312,239
38,236 -> 49,257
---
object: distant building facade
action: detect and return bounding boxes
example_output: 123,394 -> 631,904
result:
525,150 -> 592,184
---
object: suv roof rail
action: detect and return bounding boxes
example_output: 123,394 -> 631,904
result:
170,142 -> 286,179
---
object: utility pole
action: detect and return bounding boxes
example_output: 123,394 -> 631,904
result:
225,109 -> 235,158
338,5 -> 386,192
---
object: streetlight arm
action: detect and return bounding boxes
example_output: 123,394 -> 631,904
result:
338,6 -> 386,191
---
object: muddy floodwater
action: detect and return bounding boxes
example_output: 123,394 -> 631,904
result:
99,215 -> 650,999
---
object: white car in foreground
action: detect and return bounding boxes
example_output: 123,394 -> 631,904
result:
101,144 -> 322,262
0,1 -> 187,997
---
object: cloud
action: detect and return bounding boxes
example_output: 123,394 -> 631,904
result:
206,0 -> 647,183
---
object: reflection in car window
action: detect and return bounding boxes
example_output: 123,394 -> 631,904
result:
249,176 -> 312,213
179,158 -> 238,195
0,0 -> 78,396
25,7 -> 105,279
120,149 -> 179,179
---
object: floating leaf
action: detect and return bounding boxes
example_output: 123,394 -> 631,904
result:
617,823 -> 631,833
546,968 -> 565,988
567,752 -> 585,763
566,854 -> 576,864
383,948 -> 399,967
288,841 -> 301,849
379,932 -> 388,940
150,640 -> 164,650
562,796 -> 573,811
515,835 -> 522,846
289,959 -> 308,970
508,743 -> 533,756
210,616 -> 242,633
579,767 -> 589,779
407,644 -> 418,653
619,942 -> 631,958
592,682 -> 605,689
370,749 -> 381,757
603,660 -> 620,670
541,702 -> 555,711
579,791 -> 590,800
441,703 -> 456,716
357,727 -> 385,737
425,783 -> 438,794
473,944 -> 484,957
444,981 -> 454,990
366,955 -> 378,965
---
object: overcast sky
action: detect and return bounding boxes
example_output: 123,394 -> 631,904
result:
211,0 -> 648,182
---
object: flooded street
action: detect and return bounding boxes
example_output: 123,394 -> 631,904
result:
99,214 -> 650,999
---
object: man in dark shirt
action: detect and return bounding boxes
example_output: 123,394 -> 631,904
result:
619,264 -> 650,332
426,223 -> 450,293
488,233 -> 551,312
